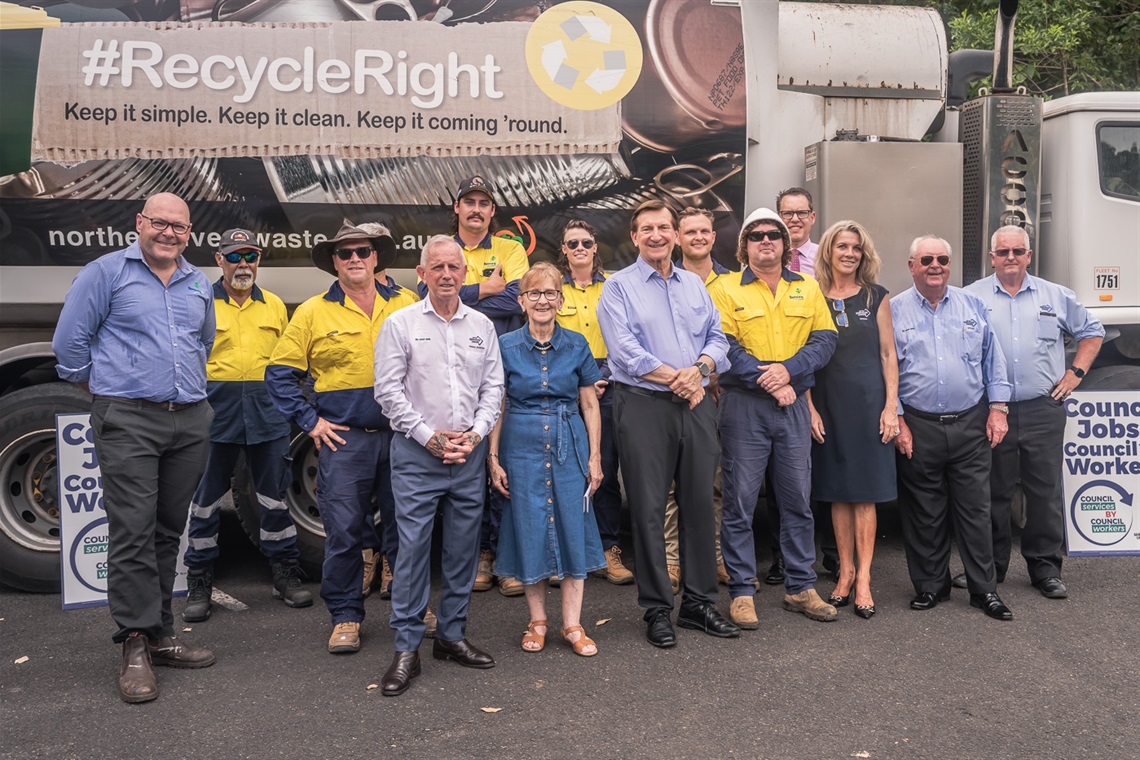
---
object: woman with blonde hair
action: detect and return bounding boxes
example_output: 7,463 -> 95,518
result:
807,221 -> 900,619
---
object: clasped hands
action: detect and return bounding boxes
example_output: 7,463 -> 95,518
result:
756,363 -> 795,407
427,429 -> 482,463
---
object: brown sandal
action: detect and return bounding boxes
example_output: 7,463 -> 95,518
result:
521,620 -> 547,652
561,625 -> 598,657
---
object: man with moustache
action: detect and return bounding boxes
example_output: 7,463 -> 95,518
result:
54,192 -> 216,703
182,229 -> 312,623
266,220 -> 418,653
892,235 -> 1014,620
962,225 -> 1103,599
598,200 -> 738,648
426,176 -> 529,596
709,207 -> 839,628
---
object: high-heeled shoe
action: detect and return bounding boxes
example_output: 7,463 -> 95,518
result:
854,604 -> 875,619
828,593 -> 850,608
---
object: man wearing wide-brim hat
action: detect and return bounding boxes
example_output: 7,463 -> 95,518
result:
266,219 -> 419,654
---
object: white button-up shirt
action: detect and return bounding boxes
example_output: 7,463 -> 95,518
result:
374,296 -> 504,447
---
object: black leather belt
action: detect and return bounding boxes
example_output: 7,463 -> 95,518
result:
95,395 -> 201,412
614,381 -> 684,404
903,403 -> 981,424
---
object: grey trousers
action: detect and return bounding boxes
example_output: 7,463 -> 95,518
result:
91,398 -> 212,643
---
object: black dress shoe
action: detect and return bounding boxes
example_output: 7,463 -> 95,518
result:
381,651 -> 421,696
1033,577 -> 1068,599
676,602 -> 741,638
951,573 -> 968,589
432,638 -> 495,668
646,610 -> 676,648
764,557 -> 785,585
970,592 -> 1013,621
910,591 -> 950,611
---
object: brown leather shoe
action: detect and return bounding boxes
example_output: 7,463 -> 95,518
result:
594,546 -> 635,585
381,651 -> 421,697
328,621 -> 361,653
119,632 -> 158,703
717,562 -> 730,586
730,596 -> 760,630
473,549 -> 494,592
148,636 -> 216,668
783,588 -> 838,622
379,554 -> 394,599
362,549 -> 379,597
667,564 -> 681,595
498,575 -> 524,597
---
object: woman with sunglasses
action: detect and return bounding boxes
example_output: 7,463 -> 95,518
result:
806,220 -> 900,619
488,262 -> 606,656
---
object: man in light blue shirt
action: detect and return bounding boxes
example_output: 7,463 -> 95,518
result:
53,192 -> 216,703
892,235 -> 1014,621
598,200 -> 737,648
962,225 -> 1104,600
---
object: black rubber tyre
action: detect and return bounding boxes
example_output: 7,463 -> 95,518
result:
0,383 -> 91,592
1082,365 -> 1140,391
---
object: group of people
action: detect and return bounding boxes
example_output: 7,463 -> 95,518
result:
52,176 -> 1104,703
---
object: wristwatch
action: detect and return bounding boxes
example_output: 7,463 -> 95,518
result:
989,403 -> 1009,414
694,361 -> 711,378
1070,366 -> 1086,378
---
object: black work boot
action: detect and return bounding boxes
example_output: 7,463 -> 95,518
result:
183,567 -> 213,622
272,559 -> 313,608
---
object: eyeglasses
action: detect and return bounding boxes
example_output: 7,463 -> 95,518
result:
139,213 -> 191,235
779,210 -> 812,220
747,229 -> 783,243
522,290 -> 561,302
992,247 -> 1028,258
918,255 -> 951,267
832,298 -> 849,328
564,239 -> 595,250
334,246 -> 374,261
222,251 -> 260,264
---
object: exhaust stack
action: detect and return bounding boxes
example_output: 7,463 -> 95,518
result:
992,0 -> 1019,93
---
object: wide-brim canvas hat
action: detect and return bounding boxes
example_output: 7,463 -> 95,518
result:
310,219 -> 397,275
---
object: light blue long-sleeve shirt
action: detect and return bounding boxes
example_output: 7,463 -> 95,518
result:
966,274 -> 1105,402
891,285 -> 1010,414
53,242 -> 215,404
597,256 -> 729,391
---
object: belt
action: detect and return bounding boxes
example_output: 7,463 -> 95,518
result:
903,403 -> 982,424
613,381 -> 684,404
95,395 -> 201,412
507,403 -> 581,468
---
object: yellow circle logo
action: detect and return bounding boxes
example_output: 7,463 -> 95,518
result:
525,1 -> 643,111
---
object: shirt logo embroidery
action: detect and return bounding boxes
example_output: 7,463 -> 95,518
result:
469,335 -> 485,348
856,308 -> 871,320
962,318 -> 978,328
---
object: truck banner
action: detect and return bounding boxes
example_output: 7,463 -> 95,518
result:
55,413 -> 190,609
1062,392 -> 1140,556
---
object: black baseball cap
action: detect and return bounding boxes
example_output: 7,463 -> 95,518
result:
218,228 -> 262,255
455,176 -> 496,204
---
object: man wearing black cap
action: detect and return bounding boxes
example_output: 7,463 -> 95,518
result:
266,220 -> 419,653
183,229 -> 312,622
429,176 -> 530,596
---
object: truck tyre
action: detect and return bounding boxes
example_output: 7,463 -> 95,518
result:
1081,365 -> 1140,391
0,383 -> 91,592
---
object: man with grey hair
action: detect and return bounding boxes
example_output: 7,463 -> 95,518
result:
892,235 -> 1014,620
374,234 -> 504,696
960,225 -> 1104,599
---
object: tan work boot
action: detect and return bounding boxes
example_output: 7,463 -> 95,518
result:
717,562 -> 730,586
783,588 -> 838,622
667,564 -> 681,595
473,549 -> 494,592
730,596 -> 760,630
498,575 -> 524,597
595,546 -> 635,585
328,621 -> 361,653
362,549 -> 379,597
424,607 -> 438,639
379,555 -> 393,600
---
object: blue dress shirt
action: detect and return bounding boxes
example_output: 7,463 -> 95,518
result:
966,274 -> 1105,402
53,242 -> 215,404
597,256 -> 729,392
891,285 -> 1011,414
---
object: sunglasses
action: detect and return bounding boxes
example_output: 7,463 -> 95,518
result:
334,246 -> 374,261
564,239 -> 595,250
747,229 -> 783,243
918,255 -> 951,266
832,298 -> 849,328
522,290 -> 561,302
992,247 -> 1028,258
222,251 -> 260,264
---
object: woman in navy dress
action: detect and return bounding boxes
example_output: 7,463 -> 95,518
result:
489,263 -> 605,656
806,221 -> 900,619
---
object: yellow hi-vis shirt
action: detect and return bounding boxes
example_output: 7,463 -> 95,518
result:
558,270 -> 608,360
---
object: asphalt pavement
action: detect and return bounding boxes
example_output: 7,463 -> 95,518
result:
2,508 -> 1138,760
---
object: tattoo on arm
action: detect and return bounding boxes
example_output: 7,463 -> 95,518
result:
465,431 -> 481,448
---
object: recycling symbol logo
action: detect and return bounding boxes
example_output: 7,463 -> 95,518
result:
525,1 -> 643,111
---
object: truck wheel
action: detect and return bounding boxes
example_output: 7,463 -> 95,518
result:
1082,365 -> 1140,391
0,383 -> 91,592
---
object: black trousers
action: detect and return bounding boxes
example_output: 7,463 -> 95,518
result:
91,398 -> 212,643
613,388 -> 718,619
991,395 -> 1067,582
896,405 -> 997,596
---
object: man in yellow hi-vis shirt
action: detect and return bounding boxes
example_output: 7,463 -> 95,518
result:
266,220 -> 418,654
183,229 -> 311,623
708,208 -> 838,629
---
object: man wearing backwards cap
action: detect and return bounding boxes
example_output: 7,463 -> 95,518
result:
266,220 -> 418,654
183,229 -> 312,623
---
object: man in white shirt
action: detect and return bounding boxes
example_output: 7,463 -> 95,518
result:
373,235 -> 504,696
